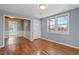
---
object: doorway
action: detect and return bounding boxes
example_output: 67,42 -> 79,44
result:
4,16 -> 31,46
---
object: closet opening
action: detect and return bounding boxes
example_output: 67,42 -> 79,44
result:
4,16 -> 31,46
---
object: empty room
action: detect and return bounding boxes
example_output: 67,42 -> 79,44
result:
0,4 -> 79,55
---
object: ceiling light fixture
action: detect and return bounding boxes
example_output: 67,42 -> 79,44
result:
39,4 -> 47,10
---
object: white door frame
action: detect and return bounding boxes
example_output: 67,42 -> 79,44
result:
2,15 -> 32,48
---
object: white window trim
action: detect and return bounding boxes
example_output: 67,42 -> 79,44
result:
47,13 -> 70,35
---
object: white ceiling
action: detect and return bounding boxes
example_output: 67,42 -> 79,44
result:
0,4 -> 79,18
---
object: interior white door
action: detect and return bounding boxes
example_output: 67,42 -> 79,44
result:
32,19 -> 41,39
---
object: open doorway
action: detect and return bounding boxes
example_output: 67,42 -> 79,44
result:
4,16 -> 31,46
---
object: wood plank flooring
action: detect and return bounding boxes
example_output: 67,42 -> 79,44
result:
0,37 -> 38,55
0,37 -> 79,55
33,38 -> 79,55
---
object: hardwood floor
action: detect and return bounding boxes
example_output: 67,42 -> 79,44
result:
0,37 -> 38,55
33,38 -> 79,55
0,37 -> 79,55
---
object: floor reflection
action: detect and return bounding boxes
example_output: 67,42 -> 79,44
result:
7,36 -> 16,45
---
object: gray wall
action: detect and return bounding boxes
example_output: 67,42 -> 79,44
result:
41,8 -> 79,47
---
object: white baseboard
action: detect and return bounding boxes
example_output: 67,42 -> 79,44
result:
36,38 -> 79,49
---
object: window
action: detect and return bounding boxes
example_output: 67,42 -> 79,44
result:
47,18 -> 55,32
47,13 -> 69,34
57,15 -> 68,32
